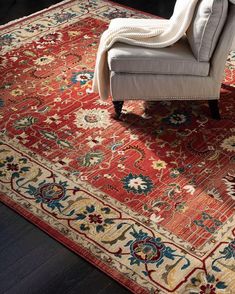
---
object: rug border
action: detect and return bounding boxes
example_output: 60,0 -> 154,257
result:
0,0 -> 159,30
2,135 -> 206,256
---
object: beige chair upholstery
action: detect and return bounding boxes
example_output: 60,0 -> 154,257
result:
108,0 -> 235,119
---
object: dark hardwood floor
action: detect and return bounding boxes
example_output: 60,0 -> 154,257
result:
0,1 -> 175,293
0,0 -> 63,25
113,0 -> 176,18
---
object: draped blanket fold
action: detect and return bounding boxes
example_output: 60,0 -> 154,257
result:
92,0 -> 199,100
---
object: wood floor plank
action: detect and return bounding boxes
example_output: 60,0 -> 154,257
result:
65,268 -> 124,294
98,281 -> 131,294
3,249 -> 95,294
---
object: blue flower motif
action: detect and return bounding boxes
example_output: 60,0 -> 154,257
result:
129,236 -> 166,266
125,229 -> 190,270
25,23 -> 46,33
122,173 -> 154,195
170,167 -> 185,178
102,8 -> 133,20
194,212 -> 223,234
71,71 -> 93,85
53,12 -> 77,23
0,34 -> 15,46
163,111 -> 191,127
76,205 -> 114,233
0,98 -> 4,107
26,180 -> 69,211
212,239 -> 235,272
78,151 -> 104,167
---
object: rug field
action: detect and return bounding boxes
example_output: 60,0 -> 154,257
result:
0,0 -> 235,293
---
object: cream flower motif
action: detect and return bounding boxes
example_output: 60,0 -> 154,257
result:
151,159 -> 167,170
86,136 -> 104,148
68,30 -> 82,37
54,97 -> 62,102
34,55 -> 55,65
118,163 -> 125,170
78,151 -> 104,167
54,157 -> 72,165
122,173 -> 154,195
44,114 -> 61,125
130,134 -> 139,140
75,108 -> 111,129
72,72 -> 93,84
104,174 -> 112,179
128,177 -> 147,190
90,157 -> 100,165
14,116 -> 37,129
118,150 -> 125,155
11,89 -> 24,96
94,99 -> 109,106
169,113 -> 187,125
38,32 -> 63,44
150,213 -> 164,223
122,106 -> 134,113
19,132 -> 28,139
220,135 -> 235,152
183,184 -> 195,195
17,132 -> 29,144
0,58 -> 7,67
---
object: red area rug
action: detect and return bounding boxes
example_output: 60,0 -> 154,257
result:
0,1 -> 235,293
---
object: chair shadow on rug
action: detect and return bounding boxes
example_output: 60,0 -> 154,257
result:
220,83 -> 235,98
108,0 -> 235,120
116,100 -> 215,136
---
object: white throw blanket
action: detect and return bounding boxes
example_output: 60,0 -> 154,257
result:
92,0 -> 199,100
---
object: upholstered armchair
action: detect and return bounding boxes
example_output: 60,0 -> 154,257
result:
107,0 -> 235,119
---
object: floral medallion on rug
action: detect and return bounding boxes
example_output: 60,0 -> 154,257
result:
0,0 -> 235,293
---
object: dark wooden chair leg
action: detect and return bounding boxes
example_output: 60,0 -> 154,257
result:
113,101 -> 124,119
208,100 -> 220,120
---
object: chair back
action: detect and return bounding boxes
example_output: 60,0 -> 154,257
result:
210,2 -> 235,81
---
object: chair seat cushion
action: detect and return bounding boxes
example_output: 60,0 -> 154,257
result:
108,36 -> 210,76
